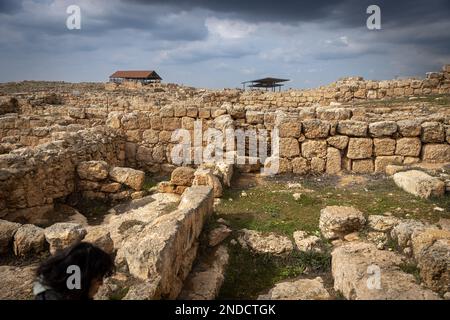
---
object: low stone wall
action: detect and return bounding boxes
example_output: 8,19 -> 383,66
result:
0,127 -> 125,224
106,107 -> 450,175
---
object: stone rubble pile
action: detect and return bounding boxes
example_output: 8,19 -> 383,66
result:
77,160 -> 147,203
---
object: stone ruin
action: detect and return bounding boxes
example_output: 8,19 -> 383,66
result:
0,65 -> 449,300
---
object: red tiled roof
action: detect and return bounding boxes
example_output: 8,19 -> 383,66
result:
109,70 -> 161,79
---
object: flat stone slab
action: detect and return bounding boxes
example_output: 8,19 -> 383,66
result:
257,277 -> 330,300
237,229 -> 293,255
393,170 -> 445,198
332,241 -> 440,300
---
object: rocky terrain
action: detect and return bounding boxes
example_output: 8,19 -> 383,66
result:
0,65 -> 449,300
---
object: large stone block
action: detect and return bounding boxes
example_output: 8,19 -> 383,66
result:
77,161 -> 109,181
291,157 -> 310,174
332,242 -> 439,300
171,166 -> 195,187
13,224 -> 46,257
257,277 -> 330,300
142,129 -> 159,144
398,120 -> 421,137
237,229 -> 293,255
301,140 -> 327,159
246,111 -> 264,124
162,117 -> 181,131
369,121 -> 397,137
278,118 -> 301,138
0,220 -> 21,254
316,107 -> 351,121
421,122 -> 445,143
319,206 -> 366,240
44,223 -> 87,254
337,120 -> 368,137
374,138 -> 396,156
395,137 -> 421,157
327,135 -> 349,150
310,157 -> 326,173
109,167 -> 145,191
374,156 -> 403,173
352,159 -> 374,173
326,147 -> 341,174
347,138 -> 373,159
393,170 -> 445,199
302,119 -> 330,139
279,138 -> 300,158
421,144 -> 450,163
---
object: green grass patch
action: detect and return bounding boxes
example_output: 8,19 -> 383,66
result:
218,244 -> 331,300
216,176 -> 449,237
214,174 -> 449,299
399,262 -> 421,283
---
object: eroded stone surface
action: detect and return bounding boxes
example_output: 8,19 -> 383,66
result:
237,229 -> 293,255
332,242 -> 440,300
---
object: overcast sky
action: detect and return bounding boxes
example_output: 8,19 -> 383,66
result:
0,0 -> 449,88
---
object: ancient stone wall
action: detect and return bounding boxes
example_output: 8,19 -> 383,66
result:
0,127 -> 125,224
105,107 -> 450,175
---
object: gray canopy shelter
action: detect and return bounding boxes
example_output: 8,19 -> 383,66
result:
242,77 -> 290,91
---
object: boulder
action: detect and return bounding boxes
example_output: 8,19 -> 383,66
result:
208,225 -> 232,247
13,224 -> 46,257
0,219 -> 21,254
293,231 -> 322,252
319,206 -> 366,240
84,226 -> 115,254
367,215 -> 401,232
109,167 -> 145,191
258,277 -> 330,300
391,220 -> 425,249
192,168 -> 223,198
237,229 -> 293,255
415,237 -> 450,294
171,166 -> 195,186
332,241 -> 440,300
44,223 -> 87,254
411,227 -> 450,258
393,170 -> 445,198
77,161 -> 109,181
213,162 -> 233,188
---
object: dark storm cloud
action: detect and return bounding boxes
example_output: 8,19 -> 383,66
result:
127,0 -> 450,27
0,0 -> 22,13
